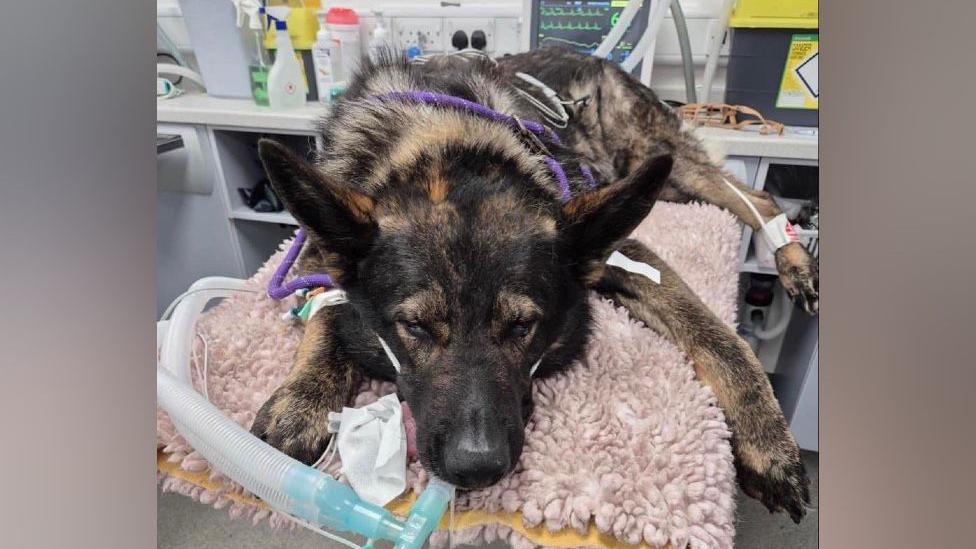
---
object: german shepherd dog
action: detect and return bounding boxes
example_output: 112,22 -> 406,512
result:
251,48 -> 816,522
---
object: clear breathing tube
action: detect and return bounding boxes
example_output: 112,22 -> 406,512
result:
594,0 -> 695,94
157,277 -> 454,549
592,0 -> 644,58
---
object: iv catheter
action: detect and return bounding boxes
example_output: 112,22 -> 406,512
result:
157,276 -> 454,549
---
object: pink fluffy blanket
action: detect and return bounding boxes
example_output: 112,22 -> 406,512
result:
157,202 -> 741,549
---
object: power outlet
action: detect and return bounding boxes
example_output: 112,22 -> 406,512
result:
443,18 -> 495,52
392,18 -> 444,54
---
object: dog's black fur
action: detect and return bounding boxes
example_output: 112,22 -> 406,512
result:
251,47 -> 814,521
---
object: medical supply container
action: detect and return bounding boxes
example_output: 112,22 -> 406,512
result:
267,19 -> 307,109
323,8 -> 363,83
312,25 -> 336,104
724,0 -> 819,127
368,17 -> 390,63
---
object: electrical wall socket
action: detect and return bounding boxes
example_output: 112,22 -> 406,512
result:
443,18 -> 495,52
392,18 -> 444,53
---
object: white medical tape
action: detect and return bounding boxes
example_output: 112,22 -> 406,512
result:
720,177 -> 798,252
761,213 -> 800,250
376,335 -> 402,373
606,250 -> 661,284
307,289 -> 348,319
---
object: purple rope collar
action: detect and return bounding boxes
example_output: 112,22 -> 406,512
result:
268,89 -> 594,301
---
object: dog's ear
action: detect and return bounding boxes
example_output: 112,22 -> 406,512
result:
258,139 -> 376,264
560,153 -> 673,279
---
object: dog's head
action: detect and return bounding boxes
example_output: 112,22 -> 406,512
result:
259,138 -> 671,488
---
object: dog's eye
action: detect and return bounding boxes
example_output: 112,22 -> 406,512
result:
508,320 -> 535,340
402,321 -> 430,339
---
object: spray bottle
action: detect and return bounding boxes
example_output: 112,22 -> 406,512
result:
265,7 -> 307,109
233,0 -> 270,106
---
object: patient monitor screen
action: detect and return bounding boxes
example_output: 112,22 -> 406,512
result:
531,0 -> 651,64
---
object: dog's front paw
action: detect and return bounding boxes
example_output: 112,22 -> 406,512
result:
775,242 -> 819,315
250,387 -> 333,466
734,438 -> 811,523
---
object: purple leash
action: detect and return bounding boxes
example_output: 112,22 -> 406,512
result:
269,90 -> 596,300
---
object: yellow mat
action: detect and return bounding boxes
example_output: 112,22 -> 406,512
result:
158,451 -> 667,549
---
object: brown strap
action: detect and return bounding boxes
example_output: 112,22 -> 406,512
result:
678,103 -> 785,135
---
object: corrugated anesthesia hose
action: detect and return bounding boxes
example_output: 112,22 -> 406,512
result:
157,276 -> 455,549
670,0 -> 697,103
158,368 -> 455,549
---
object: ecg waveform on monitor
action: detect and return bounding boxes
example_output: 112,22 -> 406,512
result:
540,7 -> 609,17
535,0 -> 646,61
539,36 -> 603,49
539,36 -> 635,51
541,21 -> 604,31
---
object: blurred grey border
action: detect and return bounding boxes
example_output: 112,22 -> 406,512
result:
821,0 -> 976,547
0,1 -> 157,548
2,1 -> 976,548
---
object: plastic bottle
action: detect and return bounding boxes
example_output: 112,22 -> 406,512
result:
325,8 -> 362,82
368,15 -> 389,62
267,18 -> 307,109
236,0 -> 270,105
312,24 -> 335,104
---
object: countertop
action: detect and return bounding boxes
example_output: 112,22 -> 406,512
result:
158,94 -> 818,160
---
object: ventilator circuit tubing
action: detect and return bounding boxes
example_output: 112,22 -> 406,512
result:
158,368 -> 454,549
157,276 -> 453,549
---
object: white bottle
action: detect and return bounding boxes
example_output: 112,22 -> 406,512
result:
312,26 -> 335,104
368,17 -> 389,62
267,19 -> 306,110
325,8 -> 362,82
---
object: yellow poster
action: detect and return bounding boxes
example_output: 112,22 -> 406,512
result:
776,34 -> 819,110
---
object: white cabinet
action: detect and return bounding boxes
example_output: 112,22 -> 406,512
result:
156,123 -> 244,316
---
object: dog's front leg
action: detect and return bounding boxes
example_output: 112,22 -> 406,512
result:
250,304 -> 361,465
668,158 -> 819,315
592,238 -> 810,522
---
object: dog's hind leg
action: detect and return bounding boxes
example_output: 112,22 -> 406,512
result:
592,238 -> 811,523
250,304 -> 361,465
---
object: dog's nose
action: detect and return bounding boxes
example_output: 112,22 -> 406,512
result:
442,431 -> 511,488
442,403 -> 512,488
